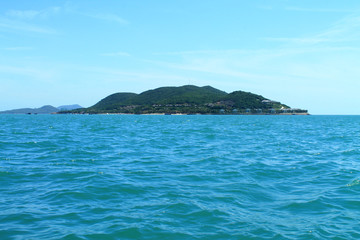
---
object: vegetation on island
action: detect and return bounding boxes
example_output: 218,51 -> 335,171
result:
62,85 -> 308,115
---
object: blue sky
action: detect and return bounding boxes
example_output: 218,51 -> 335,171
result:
1,0 -> 360,114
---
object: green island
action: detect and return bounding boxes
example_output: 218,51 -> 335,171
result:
60,85 -> 308,115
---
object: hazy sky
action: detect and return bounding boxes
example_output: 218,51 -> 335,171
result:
1,0 -> 360,114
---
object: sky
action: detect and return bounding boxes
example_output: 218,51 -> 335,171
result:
1,0 -> 360,114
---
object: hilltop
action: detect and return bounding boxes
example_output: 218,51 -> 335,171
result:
64,85 -> 308,115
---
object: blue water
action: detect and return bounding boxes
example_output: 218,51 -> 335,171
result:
0,115 -> 360,239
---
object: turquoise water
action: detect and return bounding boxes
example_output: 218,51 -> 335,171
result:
1,115 -> 360,239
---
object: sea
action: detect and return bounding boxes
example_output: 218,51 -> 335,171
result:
0,114 -> 359,240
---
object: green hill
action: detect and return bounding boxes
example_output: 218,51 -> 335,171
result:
221,90 -> 289,109
65,85 -> 307,114
91,92 -> 138,110
128,85 -> 227,105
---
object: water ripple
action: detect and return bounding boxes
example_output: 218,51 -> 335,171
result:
0,115 -> 360,239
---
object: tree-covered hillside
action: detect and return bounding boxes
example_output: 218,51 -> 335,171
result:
65,85 -> 307,114
91,92 -> 137,111
126,85 -> 227,105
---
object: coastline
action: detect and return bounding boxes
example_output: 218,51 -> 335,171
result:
54,112 -> 310,116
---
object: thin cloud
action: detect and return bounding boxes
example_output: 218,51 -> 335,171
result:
145,13 -> 360,89
83,13 -> 128,25
262,37 -> 331,44
144,58 -> 276,82
0,65 -> 54,81
4,46 -> 33,51
263,14 -> 360,46
6,10 -> 40,19
96,13 -> 128,24
101,51 -> 131,57
59,2 -> 128,25
285,6 -> 358,13
0,17 -> 58,34
153,49 -> 250,56
5,7 -> 61,20
257,5 -> 274,10
81,66 -> 189,81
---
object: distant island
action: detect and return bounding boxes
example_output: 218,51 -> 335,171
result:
60,85 -> 308,115
57,104 -> 84,111
0,104 -> 83,114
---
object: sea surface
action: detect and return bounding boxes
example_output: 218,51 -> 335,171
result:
0,115 -> 360,240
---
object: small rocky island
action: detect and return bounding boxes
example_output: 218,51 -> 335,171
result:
61,85 -> 308,115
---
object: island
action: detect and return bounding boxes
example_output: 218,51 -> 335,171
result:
60,85 -> 308,115
0,104 -> 83,114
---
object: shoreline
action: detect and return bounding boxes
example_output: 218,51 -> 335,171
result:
54,112 -> 310,116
